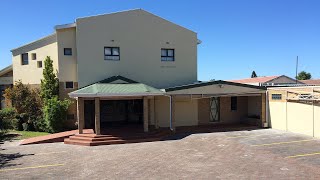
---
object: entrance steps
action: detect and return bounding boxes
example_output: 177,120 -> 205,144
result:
64,130 -> 169,146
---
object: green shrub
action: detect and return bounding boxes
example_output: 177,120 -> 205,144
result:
0,108 -> 17,130
43,97 -> 71,133
4,81 -> 43,131
0,108 -> 19,131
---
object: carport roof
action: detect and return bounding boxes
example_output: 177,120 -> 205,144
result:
166,80 -> 267,92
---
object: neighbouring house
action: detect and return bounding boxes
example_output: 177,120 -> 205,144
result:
229,75 -> 303,87
11,9 -> 268,145
268,86 -> 320,137
0,65 -> 13,110
300,79 -> 320,86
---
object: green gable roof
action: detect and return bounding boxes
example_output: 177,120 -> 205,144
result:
69,76 -> 163,98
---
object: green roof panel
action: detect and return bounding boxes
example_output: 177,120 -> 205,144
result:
70,83 -> 163,97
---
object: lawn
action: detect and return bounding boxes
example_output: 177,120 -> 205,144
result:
0,130 -> 50,142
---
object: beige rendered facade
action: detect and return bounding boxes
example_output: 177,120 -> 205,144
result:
10,9 -> 199,128
10,9 -> 267,136
268,86 -> 320,137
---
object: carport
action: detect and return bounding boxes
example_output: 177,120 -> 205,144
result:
165,80 -> 268,130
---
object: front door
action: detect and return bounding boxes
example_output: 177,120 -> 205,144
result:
210,97 -> 220,122
84,100 -> 95,129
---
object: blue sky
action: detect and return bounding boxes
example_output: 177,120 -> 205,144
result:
0,0 -> 319,81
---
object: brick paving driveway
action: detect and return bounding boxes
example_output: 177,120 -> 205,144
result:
1,129 -> 320,179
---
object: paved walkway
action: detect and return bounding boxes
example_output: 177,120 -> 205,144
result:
1,129 -> 320,179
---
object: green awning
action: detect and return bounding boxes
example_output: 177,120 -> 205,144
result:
69,82 -> 164,98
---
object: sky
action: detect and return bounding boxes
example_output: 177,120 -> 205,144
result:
0,0 -> 319,81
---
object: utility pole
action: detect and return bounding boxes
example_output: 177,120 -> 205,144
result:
295,56 -> 298,84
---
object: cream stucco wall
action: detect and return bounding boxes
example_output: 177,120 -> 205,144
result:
76,9 -> 197,88
287,102 -> 314,136
155,96 -> 170,127
174,97 -> 198,126
13,42 -> 58,84
268,87 -> 320,138
56,28 -> 78,82
314,104 -> 320,138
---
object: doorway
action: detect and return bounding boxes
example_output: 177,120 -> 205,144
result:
100,99 -> 143,128
84,100 -> 95,129
210,97 -> 220,122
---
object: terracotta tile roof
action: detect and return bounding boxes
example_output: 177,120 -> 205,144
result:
229,76 -> 280,84
300,79 -> 320,85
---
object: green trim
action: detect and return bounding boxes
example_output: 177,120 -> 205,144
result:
165,80 -> 267,92
99,75 -> 137,84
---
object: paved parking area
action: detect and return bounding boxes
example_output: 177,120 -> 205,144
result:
1,129 -> 320,179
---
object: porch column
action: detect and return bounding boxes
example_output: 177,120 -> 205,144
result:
261,93 -> 266,127
77,97 -> 84,134
95,97 -> 101,135
150,97 -> 157,129
171,96 -> 176,132
143,96 -> 149,132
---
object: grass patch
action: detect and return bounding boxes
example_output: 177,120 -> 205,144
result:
0,130 -> 50,142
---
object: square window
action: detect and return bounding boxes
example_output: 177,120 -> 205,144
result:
231,96 -> 237,111
21,53 -> 29,65
64,48 -> 72,56
31,53 -> 37,60
272,94 -> 282,100
161,49 -> 175,61
65,81 -> 74,89
37,61 -> 42,68
104,47 -> 120,60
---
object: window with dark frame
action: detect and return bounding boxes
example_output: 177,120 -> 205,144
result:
64,48 -> 72,56
104,47 -> 120,60
231,96 -> 237,111
272,94 -> 282,100
65,81 -> 74,89
31,53 -> 37,60
161,49 -> 175,61
21,53 -> 29,65
37,61 -> 42,68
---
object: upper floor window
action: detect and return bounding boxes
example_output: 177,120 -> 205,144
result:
31,53 -> 37,60
65,81 -> 74,89
161,49 -> 175,61
231,96 -> 237,111
104,47 -> 120,60
64,48 -> 72,56
37,61 -> 43,68
21,53 -> 29,65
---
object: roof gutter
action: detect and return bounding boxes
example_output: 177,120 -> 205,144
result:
69,92 -> 164,98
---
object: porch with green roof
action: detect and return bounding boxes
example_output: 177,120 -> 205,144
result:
69,76 -> 164,135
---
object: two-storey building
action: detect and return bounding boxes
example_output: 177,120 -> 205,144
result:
11,9 -> 267,145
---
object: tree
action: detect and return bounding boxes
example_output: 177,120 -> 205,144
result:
43,97 -> 71,133
41,56 -> 59,102
40,56 -> 71,133
251,71 -> 257,78
296,71 -> 312,80
4,81 -> 44,131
